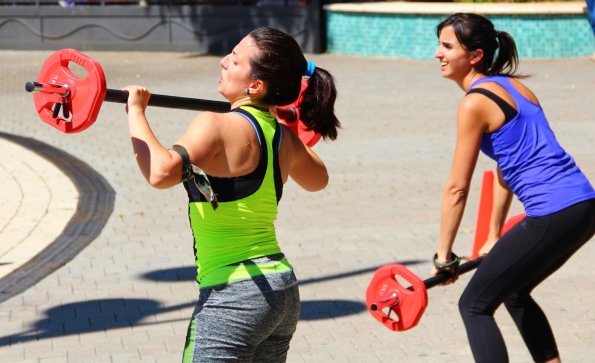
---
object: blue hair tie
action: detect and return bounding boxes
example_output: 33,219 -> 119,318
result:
304,60 -> 316,77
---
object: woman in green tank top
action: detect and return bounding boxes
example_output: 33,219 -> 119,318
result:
122,27 -> 340,362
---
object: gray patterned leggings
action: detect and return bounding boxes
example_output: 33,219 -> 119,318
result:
183,266 -> 300,363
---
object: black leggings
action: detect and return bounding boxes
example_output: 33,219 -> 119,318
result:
459,199 -> 595,363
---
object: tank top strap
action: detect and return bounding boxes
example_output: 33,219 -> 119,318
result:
470,75 -> 527,109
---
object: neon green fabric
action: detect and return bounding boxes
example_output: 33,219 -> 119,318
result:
200,257 -> 293,286
188,106 -> 288,287
182,317 -> 196,363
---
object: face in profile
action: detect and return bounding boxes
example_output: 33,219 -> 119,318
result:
435,25 -> 475,81
218,35 -> 260,102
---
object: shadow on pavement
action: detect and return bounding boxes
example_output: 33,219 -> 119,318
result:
0,260 -> 423,345
0,298 -> 193,346
141,260 -> 425,285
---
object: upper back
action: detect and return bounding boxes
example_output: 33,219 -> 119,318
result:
474,76 -> 594,216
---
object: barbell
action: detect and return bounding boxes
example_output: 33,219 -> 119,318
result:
366,257 -> 483,332
366,212 -> 525,332
25,48 -> 320,146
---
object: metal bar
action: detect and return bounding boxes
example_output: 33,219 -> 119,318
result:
25,81 -> 69,97
369,257 -> 484,312
26,81 -> 297,120
105,89 -> 297,120
105,88 -> 231,113
423,257 -> 484,289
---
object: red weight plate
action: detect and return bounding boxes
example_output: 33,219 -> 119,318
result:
366,264 -> 428,331
33,49 -> 107,133
500,212 -> 525,236
276,79 -> 322,147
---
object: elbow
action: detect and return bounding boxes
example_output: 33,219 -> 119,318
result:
147,165 -> 178,189
444,183 -> 469,205
148,174 -> 171,189
300,167 -> 329,192
307,173 -> 329,192
149,180 -> 173,189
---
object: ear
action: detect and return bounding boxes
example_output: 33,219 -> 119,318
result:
246,79 -> 266,96
470,49 -> 484,65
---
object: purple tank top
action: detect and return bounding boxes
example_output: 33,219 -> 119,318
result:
474,75 -> 595,217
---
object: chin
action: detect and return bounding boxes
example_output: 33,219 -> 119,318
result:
442,72 -> 454,80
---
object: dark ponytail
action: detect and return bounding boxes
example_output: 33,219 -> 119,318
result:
299,67 -> 340,141
436,13 -> 523,78
248,27 -> 340,141
489,31 -> 520,77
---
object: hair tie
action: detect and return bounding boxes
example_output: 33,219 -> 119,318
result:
304,60 -> 316,77
495,31 -> 502,47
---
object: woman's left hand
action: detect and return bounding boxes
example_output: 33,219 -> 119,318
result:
122,85 -> 151,113
430,266 -> 459,285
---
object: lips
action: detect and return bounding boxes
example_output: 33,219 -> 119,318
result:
438,60 -> 448,71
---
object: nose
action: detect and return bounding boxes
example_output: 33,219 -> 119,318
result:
220,54 -> 229,69
434,47 -> 442,59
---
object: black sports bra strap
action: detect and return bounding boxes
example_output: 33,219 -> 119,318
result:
272,121 -> 283,203
467,88 -> 518,123
233,107 -> 283,203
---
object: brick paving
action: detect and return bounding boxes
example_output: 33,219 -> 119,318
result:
0,50 -> 593,362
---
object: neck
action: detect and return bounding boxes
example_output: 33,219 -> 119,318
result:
230,97 -> 267,110
459,72 -> 485,92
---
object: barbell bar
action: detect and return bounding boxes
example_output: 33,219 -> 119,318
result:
366,212 -> 524,332
24,48 -> 320,145
369,257 -> 484,312
25,80 -> 234,113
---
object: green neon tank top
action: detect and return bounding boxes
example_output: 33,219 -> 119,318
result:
186,106 -> 291,287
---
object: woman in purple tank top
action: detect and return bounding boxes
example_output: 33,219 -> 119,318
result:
431,12 -> 595,363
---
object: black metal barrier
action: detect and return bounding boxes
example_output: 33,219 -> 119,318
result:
0,0 -> 324,53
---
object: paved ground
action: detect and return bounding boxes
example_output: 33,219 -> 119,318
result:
0,49 -> 593,363
0,137 -> 78,281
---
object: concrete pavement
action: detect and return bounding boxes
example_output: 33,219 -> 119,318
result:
0,136 -> 78,281
0,50 -> 594,362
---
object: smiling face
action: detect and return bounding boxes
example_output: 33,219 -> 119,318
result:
218,35 -> 261,103
435,26 -> 476,82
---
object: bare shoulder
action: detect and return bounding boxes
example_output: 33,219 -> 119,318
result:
176,111 -> 226,158
459,91 -> 489,115
185,110 -> 254,138
188,111 -> 225,132
457,93 -> 493,133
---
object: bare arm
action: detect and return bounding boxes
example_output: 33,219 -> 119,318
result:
125,85 -> 224,188
479,167 -> 513,255
125,85 -> 184,189
284,125 -> 328,191
434,96 -> 489,274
